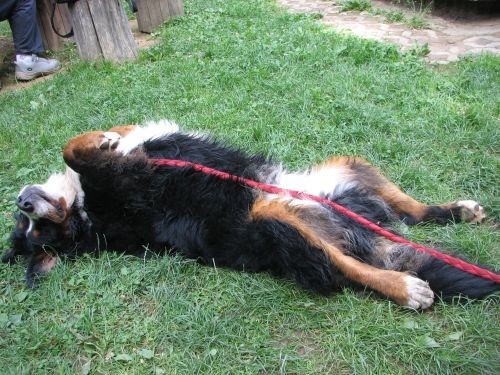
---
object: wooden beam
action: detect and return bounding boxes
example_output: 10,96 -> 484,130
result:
136,0 -> 184,33
87,0 -> 138,62
68,0 -> 137,62
69,0 -> 102,61
167,0 -> 184,17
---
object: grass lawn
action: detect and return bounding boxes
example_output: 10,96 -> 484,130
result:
0,0 -> 499,373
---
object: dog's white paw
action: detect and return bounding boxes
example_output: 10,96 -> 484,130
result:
456,200 -> 486,224
99,132 -> 121,150
404,275 -> 434,310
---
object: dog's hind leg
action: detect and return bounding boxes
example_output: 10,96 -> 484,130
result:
314,157 -> 485,225
250,198 -> 435,309
62,129 -> 153,196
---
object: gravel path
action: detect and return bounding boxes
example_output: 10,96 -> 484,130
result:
276,0 -> 500,64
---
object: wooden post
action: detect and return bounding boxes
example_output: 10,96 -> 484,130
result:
36,0 -> 72,51
68,0 -> 138,62
135,0 -> 184,33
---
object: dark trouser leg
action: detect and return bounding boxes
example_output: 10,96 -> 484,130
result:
6,0 -> 43,54
0,0 -> 17,20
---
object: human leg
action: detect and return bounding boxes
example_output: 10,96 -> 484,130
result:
3,0 -> 61,80
7,0 -> 43,55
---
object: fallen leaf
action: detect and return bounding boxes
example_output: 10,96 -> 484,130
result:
403,319 -> 418,329
105,351 -> 115,361
81,361 -> 91,375
9,314 -> 22,326
17,291 -> 29,302
446,331 -> 463,341
419,335 -> 440,348
77,356 -> 91,375
115,353 -> 133,361
137,348 -> 154,359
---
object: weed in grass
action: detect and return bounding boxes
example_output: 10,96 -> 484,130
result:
398,0 -> 431,28
407,14 -> 430,29
408,42 -> 431,57
309,12 -> 323,20
339,0 -> 372,12
394,0 -> 431,14
368,0 -> 430,29
370,8 -> 429,29
385,10 -> 405,23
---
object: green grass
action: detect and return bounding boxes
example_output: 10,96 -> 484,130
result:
370,7 -> 430,29
407,14 -> 429,29
0,0 -> 499,373
0,20 -> 11,37
384,9 -> 405,23
407,42 -> 431,57
339,0 -> 372,12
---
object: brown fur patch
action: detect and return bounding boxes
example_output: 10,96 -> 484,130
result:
312,156 -> 360,170
107,125 -> 137,136
63,126 -> 137,164
46,197 -> 68,224
315,156 -> 429,222
63,131 -> 107,164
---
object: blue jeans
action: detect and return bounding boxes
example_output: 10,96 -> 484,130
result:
0,0 -> 43,54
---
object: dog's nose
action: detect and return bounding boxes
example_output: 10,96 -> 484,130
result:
17,194 -> 34,213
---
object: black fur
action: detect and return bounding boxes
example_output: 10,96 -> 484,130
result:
417,256 -> 499,299
2,213 -> 31,264
69,136 -> 353,293
422,206 -> 465,225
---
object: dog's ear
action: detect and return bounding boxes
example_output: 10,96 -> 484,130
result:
26,250 -> 58,288
2,213 -> 31,264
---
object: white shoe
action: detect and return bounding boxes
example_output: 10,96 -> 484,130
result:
15,54 -> 60,81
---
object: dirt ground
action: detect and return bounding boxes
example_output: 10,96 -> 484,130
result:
1,2 -> 499,92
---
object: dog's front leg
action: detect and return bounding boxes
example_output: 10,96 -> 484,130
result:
63,126 -> 137,171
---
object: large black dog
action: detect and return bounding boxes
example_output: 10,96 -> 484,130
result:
3,120 -> 498,308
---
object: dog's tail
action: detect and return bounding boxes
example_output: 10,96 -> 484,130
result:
415,255 -> 499,299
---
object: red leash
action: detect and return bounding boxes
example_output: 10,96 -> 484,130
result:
152,159 -> 500,283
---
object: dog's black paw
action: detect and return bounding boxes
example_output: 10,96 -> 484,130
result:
2,249 -> 18,264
